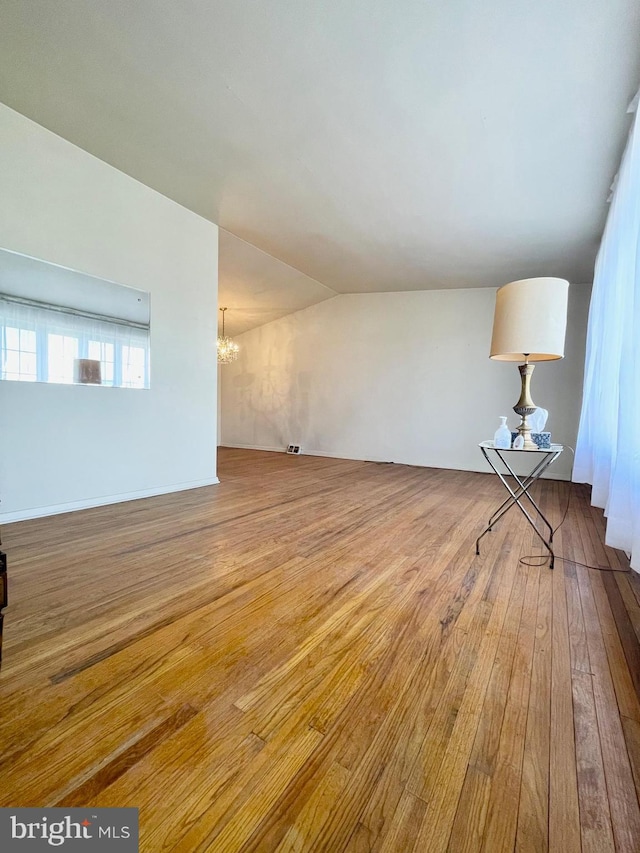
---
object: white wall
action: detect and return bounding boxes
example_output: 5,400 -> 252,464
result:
0,104 -> 219,520
220,285 -> 591,480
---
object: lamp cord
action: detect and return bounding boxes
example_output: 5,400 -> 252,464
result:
518,446 -> 631,573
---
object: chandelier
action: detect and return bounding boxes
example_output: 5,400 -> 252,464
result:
217,307 -> 239,364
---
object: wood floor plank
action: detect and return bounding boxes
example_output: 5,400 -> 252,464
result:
447,764 -> 491,853
408,527 -> 527,852
549,560 -> 581,853
465,560 -> 528,782
274,762 -> 352,853
622,714 -> 640,797
193,726 -> 324,853
376,789 -> 428,853
576,562 -> 640,853
237,527 -> 510,852
572,669 -> 616,853
614,572 -> 640,646
514,564 -> 552,853
353,531 -> 510,850
0,448 -> 638,852
601,571 -> 640,704
478,562 -> 539,853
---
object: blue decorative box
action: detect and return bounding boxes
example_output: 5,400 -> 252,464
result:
511,431 -> 551,449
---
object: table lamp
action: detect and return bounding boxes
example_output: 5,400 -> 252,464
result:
490,277 -> 569,450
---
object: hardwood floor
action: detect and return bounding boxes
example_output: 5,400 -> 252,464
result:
1,447 -> 639,852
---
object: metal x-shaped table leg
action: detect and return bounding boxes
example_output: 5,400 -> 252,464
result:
475,445 -> 563,568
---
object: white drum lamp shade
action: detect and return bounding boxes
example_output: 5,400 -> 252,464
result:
490,278 -> 569,362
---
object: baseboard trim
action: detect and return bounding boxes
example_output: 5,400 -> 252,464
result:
219,443 -> 570,480
219,442 -> 389,462
0,477 -> 221,524
220,442 -> 286,453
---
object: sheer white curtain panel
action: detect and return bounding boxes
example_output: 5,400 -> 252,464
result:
573,97 -> 640,572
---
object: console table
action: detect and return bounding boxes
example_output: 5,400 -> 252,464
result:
475,440 -> 563,569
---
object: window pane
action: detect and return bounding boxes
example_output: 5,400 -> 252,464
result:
5,327 -> 19,349
20,352 -> 37,376
122,345 -> 146,388
4,350 -> 19,374
88,340 -> 115,363
20,329 -> 36,352
1,326 -> 38,381
47,334 -> 78,384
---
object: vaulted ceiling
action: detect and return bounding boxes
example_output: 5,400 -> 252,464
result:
0,1 -> 638,334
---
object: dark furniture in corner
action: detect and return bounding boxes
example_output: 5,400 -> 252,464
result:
0,548 -> 6,668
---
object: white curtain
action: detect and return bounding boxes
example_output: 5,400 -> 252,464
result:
573,97 -> 640,572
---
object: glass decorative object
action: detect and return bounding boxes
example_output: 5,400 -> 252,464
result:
494,416 -> 512,449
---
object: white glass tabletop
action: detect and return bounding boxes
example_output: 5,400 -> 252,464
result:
479,440 -> 563,452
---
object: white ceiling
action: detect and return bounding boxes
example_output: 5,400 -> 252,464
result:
0,1 -> 638,329
218,229 -> 336,337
